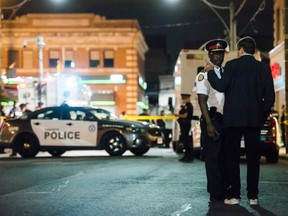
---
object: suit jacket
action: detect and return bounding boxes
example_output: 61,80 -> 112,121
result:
208,55 -> 275,128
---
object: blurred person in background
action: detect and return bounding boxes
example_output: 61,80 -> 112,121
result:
20,103 -> 32,115
280,104 -> 286,150
35,101 -> 44,110
0,105 -> 6,153
177,94 -> 194,162
138,108 -> 151,123
8,100 -> 21,119
156,110 -> 167,148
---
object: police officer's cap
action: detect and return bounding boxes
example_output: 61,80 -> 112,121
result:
205,39 -> 229,53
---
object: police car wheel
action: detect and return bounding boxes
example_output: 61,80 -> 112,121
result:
48,150 -> 66,157
266,149 -> 279,163
102,132 -> 127,156
130,147 -> 150,156
15,133 -> 39,158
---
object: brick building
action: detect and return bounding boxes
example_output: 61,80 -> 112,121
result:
0,13 -> 148,115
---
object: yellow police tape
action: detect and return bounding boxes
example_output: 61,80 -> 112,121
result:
121,115 -> 178,120
2,115 -> 288,125
0,115 -> 177,120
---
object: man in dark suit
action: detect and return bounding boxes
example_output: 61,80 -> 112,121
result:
208,36 -> 275,206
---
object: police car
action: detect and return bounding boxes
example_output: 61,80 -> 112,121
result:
0,105 -> 164,158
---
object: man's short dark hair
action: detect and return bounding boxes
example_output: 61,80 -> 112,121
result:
237,36 -> 256,55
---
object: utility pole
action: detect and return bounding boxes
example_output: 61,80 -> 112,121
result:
229,1 -> 237,51
202,0 -> 237,51
285,0 -> 288,154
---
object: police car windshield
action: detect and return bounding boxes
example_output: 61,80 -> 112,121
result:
88,108 -> 119,120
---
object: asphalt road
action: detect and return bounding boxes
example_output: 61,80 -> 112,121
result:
0,148 -> 288,216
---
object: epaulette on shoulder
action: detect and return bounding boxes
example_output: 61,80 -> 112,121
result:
197,73 -> 205,82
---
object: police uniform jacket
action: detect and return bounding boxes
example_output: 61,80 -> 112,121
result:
178,102 -> 193,125
208,54 -> 275,128
196,66 -> 224,114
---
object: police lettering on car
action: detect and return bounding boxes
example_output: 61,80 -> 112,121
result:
44,131 -> 80,140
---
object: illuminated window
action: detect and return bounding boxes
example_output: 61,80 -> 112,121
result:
104,50 -> 114,67
22,50 -> 33,69
90,50 -> 100,68
65,50 -> 74,68
49,50 -> 60,68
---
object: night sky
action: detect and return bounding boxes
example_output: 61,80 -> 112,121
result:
3,0 -> 274,60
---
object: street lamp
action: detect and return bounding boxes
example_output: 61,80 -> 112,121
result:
23,36 -> 45,103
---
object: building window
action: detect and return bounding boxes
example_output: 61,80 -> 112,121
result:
22,50 -> 33,69
65,50 -> 74,68
104,50 -> 114,68
90,50 -> 100,68
49,50 -> 60,68
8,50 -> 19,67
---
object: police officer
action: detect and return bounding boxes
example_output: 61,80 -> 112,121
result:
177,94 -> 194,162
196,39 -> 229,201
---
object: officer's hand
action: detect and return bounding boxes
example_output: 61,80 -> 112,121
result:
204,63 -> 213,72
206,123 -> 215,138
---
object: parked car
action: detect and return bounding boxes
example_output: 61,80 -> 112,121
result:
0,105 -> 164,158
173,114 -> 281,163
241,115 -> 281,163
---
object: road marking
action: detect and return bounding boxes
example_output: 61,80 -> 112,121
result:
52,180 -> 70,191
171,203 -> 192,216
26,192 -> 51,194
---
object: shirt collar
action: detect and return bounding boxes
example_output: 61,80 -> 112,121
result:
241,52 -> 253,56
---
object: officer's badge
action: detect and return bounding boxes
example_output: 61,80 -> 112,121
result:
198,74 -> 204,82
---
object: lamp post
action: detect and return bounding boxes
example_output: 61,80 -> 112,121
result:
229,2 -> 237,51
23,36 -> 45,103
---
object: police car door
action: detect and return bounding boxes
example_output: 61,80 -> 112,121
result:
58,108 -> 97,146
31,107 -> 63,146
31,107 -> 97,147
